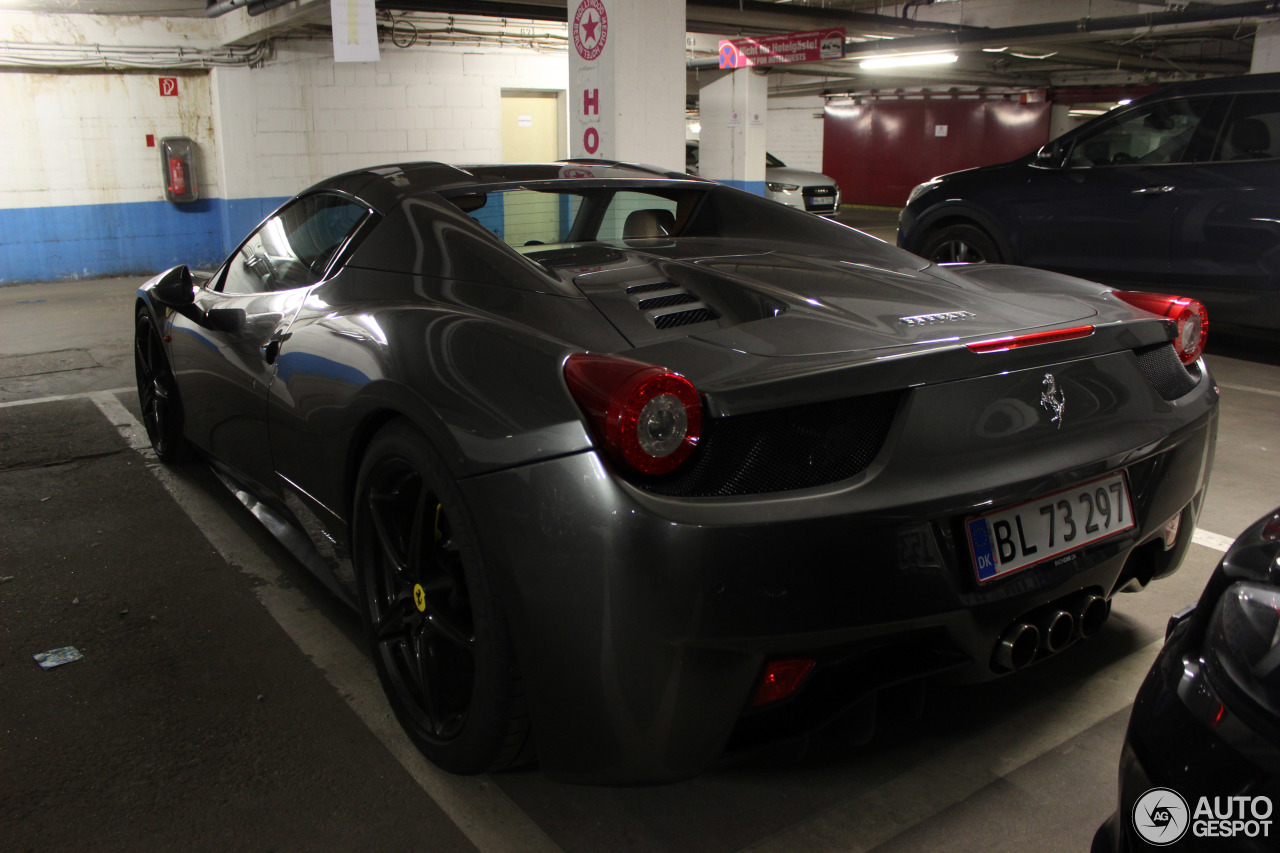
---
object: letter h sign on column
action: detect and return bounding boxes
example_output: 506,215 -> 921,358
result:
581,87 -> 601,154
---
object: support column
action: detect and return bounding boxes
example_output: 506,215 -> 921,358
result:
1251,19 -> 1280,73
696,68 -> 767,196
569,0 -> 685,172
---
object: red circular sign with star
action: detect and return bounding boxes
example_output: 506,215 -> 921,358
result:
573,0 -> 608,61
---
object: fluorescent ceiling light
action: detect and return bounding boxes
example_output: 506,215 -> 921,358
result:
860,52 -> 959,70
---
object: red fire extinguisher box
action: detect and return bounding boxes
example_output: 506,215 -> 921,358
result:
160,136 -> 199,204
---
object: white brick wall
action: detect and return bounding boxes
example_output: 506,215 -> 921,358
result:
210,41 -> 568,201
0,70 -> 219,210
767,93 -> 826,173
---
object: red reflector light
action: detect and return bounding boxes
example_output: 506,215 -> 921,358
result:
564,353 -> 703,476
966,325 -> 1095,354
751,658 -> 815,708
1112,291 -> 1208,366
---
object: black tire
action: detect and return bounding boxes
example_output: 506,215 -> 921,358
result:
134,308 -> 190,462
353,421 -> 532,774
918,223 -> 1003,264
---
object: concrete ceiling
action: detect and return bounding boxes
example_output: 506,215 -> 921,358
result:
2,0 -> 1272,90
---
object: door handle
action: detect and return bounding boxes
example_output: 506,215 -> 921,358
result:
261,331 -> 291,365
1132,185 -> 1175,195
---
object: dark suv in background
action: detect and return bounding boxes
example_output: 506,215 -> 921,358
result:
898,73 -> 1280,330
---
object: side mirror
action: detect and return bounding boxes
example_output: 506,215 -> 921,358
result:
1034,144 -> 1065,169
151,265 -> 195,307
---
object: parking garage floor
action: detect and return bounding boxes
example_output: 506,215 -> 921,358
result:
3,218 -> 1278,851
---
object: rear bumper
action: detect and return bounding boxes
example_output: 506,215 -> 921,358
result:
462,355 -> 1219,783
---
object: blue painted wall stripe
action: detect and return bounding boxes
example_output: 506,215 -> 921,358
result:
0,196 -> 291,285
717,179 -> 768,198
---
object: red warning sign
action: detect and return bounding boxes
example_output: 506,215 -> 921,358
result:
159,77 -> 179,97
719,29 -> 845,69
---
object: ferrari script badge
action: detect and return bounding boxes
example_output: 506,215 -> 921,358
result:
1040,373 -> 1066,428
899,311 -> 976,326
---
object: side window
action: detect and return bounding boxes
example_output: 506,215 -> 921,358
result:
1212,93 -> 1280,161
1065,97 -> 1215,168
220,194 -> 368,294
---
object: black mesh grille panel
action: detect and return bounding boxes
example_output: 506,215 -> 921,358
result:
638,292 -> 698,310
653,307 -> 719,329
636,390 -> 903,497
1135,342 -> 1199,401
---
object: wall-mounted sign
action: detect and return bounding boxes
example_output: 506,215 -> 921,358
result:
573,0 -> 608,61
718,29 -> 845,69
159,78 -> 178,97
331,0 -> 380,63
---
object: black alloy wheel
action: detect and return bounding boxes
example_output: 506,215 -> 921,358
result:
134,308 -> 189,461
354,421 -> 531,774
920,223 -> 1003,264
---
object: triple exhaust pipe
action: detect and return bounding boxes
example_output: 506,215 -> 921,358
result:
992,594 -> 1110,672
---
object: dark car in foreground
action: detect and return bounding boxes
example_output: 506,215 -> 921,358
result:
898,72 -> 1280,331
136,160 -> 1218,783
1094,508 -> 1280,852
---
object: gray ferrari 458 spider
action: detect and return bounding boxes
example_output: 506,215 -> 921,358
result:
135,160 -> 1218,783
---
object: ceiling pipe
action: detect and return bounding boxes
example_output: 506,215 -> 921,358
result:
206,0 -> 253,17
248,0 -> 295,15
375,0 -> 567,21
839,1 -> 1280,60
377,0 -> 977,36
688,0 -> 1280,69
684,0 -> 973,35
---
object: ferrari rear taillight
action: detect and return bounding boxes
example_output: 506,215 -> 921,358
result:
1113,291 -> 1209,365
564,353 -> 702,476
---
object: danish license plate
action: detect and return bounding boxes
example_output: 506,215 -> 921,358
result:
967,473 -> 1134,583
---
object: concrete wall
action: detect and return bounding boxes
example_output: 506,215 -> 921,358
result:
0,33 -> 567,283
0,70 -> 223,282
766,92 -> 826,172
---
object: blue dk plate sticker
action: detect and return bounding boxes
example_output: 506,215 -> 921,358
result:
969,518 -> 999,581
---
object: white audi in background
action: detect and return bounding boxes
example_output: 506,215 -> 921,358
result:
686,140 -> 841,215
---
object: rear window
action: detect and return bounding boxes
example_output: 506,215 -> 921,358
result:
450,188 -> 689,249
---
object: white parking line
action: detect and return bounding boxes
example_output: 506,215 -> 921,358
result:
87,391 -> 563,853
1218,382 -> 1280,399
0,387 -> 132,408
1192,528 -> 1234,553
